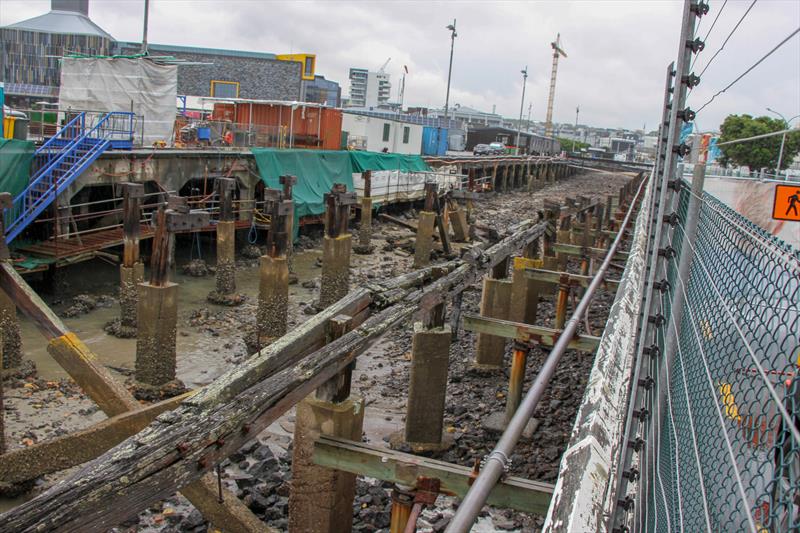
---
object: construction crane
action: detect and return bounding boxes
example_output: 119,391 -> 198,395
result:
544,33 -> 567,138
378,57 -> 391,73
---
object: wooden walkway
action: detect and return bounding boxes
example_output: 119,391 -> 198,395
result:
13,220 -> 253,268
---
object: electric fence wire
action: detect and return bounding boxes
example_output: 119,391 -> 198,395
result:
665,229 -> 760,533
690,0 -> 729,70
696,0 -> 758,78
695,26 -> 800,114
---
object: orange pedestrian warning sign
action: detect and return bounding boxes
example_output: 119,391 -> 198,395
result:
773,184 -> 800,221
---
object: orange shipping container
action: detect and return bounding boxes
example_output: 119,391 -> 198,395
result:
212,102 -> 342,150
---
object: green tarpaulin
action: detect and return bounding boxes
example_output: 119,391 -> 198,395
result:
250,149 -> 431,239
348,151 -> 431,173
0,138 -> 34,199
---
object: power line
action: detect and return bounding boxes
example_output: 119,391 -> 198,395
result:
695,26 -> 800,114
697,0 -> 757,78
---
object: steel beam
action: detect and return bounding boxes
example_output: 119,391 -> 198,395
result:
462,314 -> 600,353
313,436 -> 553,515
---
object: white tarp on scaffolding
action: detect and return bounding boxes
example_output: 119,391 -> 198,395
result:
59,57 -> 177,147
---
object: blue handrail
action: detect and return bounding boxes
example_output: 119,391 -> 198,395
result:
4,111 -> 135,242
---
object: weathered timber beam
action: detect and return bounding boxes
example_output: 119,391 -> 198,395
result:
524,268 -> 621,291
551,242 -> 629,260
0,262 -> 138,415
0,220 -> 548,532
313,436 -> 553,515
0,263 -> 267,533
462,314 -> 600,352
378,213 -> 440,240
0,392 -> 191,484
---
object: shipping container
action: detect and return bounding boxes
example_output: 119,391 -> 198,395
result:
211,101 -> 342,150
422,126 -> 448,156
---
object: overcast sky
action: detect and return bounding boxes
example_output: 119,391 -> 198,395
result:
2,0 -> 799,131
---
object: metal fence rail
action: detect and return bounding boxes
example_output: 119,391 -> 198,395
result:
639,183 -> 800,532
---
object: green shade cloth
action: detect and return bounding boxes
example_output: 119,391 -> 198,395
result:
250,149 -> 431,239
0,138 -> 34,199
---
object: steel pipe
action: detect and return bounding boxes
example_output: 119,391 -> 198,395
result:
445,174 -> 648,533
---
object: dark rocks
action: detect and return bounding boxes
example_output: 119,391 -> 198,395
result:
182,259 -> 209,277
240,244 -> 263,259
62,294 -> 114,317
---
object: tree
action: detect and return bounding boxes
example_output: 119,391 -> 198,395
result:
557,137 -> 589,152
718,114 -> 800,171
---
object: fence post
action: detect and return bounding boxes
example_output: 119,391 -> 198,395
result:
615,4 -> 703,524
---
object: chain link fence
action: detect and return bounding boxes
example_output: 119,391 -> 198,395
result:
638,181 -> 800,532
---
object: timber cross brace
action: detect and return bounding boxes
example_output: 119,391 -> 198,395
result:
264,189 -> 292,258
324,183 -> 357,238
149,196 -> 210,286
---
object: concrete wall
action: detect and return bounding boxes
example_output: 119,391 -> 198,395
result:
341,113 -> 422,154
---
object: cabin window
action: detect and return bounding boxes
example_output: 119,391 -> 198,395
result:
382,123 -> 391,141
210,80 -> 239,98
403,126 -> 410,144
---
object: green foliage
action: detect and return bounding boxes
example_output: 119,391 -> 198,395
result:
718,114 -> 800,171
557,137 -> 590,152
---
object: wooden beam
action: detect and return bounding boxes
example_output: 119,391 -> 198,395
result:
378,213 -> 440,241
0,262 -> 267,532
551,242 -> 629,260
0,392 -> 192,484
313,436 -> 553,515
525,268 -> 621,291
462,314 -> 600,352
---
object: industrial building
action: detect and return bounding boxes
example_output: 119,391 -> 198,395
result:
347,67 -> 391,108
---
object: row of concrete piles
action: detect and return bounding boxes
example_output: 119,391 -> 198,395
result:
284,169 -> 645,533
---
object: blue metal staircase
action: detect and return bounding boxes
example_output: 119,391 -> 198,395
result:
5,111 -> 134,243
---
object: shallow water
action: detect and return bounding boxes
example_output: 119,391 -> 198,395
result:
20,247 -> 321,389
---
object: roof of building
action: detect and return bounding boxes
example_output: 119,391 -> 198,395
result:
115,41 -> 277,60
3,9 -> 114,39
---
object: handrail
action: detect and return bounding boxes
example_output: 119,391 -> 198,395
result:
35,112 -> 85,155
30,113 -> 87,182
445,173 -> 649,533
